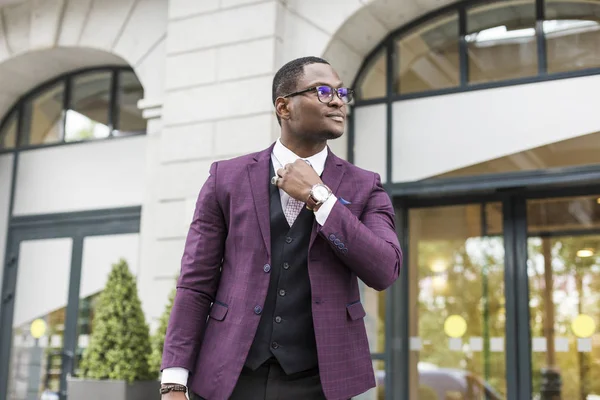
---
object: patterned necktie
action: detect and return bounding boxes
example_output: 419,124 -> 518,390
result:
283,197 -> 304,226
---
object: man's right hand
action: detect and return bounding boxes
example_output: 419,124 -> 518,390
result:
161,391 -> 188,400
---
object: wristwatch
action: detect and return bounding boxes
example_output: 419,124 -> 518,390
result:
160,384 -> 187,395
306,183 -> 332,210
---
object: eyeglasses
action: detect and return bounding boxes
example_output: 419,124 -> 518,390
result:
283,85 -> 354,104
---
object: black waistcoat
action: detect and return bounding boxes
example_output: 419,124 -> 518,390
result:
244,164 -> 318,374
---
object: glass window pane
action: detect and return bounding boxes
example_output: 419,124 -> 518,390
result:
467,0 -> 538,84
65,72 -> 112,142
116,71 -> 145,134
8,238 -> 72,399
22,83 -> 64,146
528,195 -> 600,399
396,12 -> 460,95
545,0 -> 600,73
409,204 -> 507,399
0,110 -> 17,150
357,48 -> 387,100
528,195 -> 600,234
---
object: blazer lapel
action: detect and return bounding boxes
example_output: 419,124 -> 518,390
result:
248,144 -> 275,257
309,149 -> 346,250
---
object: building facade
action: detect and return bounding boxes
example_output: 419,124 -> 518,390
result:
1,0 -> 599,399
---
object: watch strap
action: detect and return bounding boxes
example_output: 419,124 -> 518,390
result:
160,384 -> 187,394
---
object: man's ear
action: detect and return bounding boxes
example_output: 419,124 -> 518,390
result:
275,97 -> 291,122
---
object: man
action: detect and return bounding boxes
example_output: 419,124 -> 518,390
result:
160,56 -> 402,400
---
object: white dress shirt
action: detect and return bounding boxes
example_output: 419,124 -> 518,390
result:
161,139 -> 337,386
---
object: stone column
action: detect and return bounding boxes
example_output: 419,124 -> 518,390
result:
138,0 -> 282,328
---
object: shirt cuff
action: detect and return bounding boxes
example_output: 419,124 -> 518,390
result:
161,367 -> 189,386
314,195 -> 337,226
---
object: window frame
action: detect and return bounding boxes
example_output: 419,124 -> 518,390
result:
0,66 -> 145,154
352,0 -> 600,104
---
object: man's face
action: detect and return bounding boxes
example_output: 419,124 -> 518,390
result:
285,63 -> 347,142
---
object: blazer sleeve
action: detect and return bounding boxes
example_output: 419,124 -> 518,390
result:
161,162 -> 227,372
318,172 -> 402,291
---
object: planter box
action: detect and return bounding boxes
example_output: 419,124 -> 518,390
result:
67,377 -> 160,400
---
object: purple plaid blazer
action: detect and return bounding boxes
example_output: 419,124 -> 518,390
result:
161,144 -> 402,400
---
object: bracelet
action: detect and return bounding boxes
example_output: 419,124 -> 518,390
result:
160,384 -> 187,394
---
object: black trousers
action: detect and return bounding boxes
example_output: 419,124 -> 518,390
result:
190,359 -> 327,400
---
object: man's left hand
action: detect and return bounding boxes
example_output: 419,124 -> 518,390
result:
276,159 -> 321,202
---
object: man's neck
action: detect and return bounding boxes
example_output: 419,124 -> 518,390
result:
280,136 -> 326,159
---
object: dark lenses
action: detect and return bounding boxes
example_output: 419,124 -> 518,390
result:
337,87 -> 353,103
316,86 -> 333,102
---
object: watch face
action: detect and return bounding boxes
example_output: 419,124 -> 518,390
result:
313,185 -> 330,202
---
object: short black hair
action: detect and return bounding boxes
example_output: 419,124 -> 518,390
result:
272,56 -> 330,110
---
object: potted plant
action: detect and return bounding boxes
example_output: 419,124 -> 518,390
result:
67,259 -> 159,400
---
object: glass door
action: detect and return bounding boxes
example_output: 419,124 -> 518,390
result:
527,195 -> 600,400
407,202 -> 507,400
7,237 -> 73,400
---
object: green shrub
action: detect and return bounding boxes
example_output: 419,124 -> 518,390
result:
149,286 -> 176,377
79,259 -> 153,383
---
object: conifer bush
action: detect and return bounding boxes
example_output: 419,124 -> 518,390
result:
149,286 -> 175,377
79,259 -> 154,383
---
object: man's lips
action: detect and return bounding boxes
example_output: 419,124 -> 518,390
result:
326,113 -> 345,122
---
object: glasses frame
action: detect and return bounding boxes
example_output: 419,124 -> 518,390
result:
282,85 -> 355,104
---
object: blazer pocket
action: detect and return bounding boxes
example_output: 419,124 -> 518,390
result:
209,301 -> 228,321
346,301 -> 366,321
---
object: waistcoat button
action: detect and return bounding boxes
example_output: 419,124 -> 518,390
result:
285,237 -> 293,244
275,316 -> 282,323
283,262 -> 290,270
279,289 -> 286,297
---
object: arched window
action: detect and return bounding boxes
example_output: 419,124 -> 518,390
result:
354,0 -> 600,101
0,67 -> 145,151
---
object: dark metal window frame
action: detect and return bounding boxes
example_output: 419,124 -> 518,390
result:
388,181 -> 600,400
0,65 -> 146,155
0,206 -> 142,400
347,0 -> 600,176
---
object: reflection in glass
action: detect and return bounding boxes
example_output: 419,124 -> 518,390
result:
22,83 -> 64,146
396,12 -> 460,94
0,110 -> 17,150
9,309 -> 66,400
466,0 -> 538,84
116,71 -> 145,134
357,48 -> 387,100
528,195 -> 600,233
408,204 -> 506,399
528,231 -> 600,399
65,72 -> 112,142
545,0 -> 600,73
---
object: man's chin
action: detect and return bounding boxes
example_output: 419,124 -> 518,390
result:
323,128 -> 344,141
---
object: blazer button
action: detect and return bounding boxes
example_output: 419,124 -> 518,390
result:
263,264 -> 271,273
334,239 -> 341,245
254,305 -> 262,315
329,234 -> 336,241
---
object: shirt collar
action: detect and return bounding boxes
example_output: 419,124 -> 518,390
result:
272,138 -> 328,176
